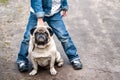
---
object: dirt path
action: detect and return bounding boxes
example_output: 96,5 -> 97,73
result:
0,0 -> 120,80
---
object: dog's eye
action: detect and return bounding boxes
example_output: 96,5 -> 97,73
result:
44,32 -> 49,36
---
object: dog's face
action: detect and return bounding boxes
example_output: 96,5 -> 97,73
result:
30,26 -> 53,47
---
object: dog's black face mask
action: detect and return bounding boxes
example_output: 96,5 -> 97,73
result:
35,31 -> 49,45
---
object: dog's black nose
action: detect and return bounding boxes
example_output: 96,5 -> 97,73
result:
37,34 -> 46,42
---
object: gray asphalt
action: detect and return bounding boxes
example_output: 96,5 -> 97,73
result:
0,0 -> 120,80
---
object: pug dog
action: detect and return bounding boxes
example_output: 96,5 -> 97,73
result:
28,26 -> 64,76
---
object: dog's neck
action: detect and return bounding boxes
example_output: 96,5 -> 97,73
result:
33,40 -> 51,49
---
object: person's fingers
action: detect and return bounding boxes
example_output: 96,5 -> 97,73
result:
61,11 -> 67,17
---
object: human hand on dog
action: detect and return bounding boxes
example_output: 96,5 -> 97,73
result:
37,18 -> 44,27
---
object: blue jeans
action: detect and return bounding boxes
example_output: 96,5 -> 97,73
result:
17,12 -> 80,63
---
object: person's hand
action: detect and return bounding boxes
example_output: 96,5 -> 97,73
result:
37,18 -> 44,27
61,10 -> 67,17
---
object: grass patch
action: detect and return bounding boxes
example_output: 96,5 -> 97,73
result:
0,0 -> 9,4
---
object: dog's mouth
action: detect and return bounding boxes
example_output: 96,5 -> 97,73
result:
35,32 -> 49,45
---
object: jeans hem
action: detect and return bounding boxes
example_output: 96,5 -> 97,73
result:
70,57 -> 80,63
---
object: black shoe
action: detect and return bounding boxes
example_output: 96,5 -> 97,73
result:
17,61 -> 28,72
71,59 -> 83,70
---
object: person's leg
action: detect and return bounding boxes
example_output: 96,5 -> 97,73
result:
17,12 -> 37,71
46,12 -> 82,69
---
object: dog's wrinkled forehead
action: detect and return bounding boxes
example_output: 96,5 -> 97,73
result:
35,27 -> 47,33
30,26 -> 53,36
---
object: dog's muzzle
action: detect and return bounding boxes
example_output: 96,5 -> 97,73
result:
35,32 -> 49,45
37,34 -> 46,42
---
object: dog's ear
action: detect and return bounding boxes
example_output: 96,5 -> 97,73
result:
47,27 -> 54,36
30,27 -> 36,35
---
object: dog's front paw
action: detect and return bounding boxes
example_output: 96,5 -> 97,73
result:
29,69 -> 37,76
50,68 -> 57,75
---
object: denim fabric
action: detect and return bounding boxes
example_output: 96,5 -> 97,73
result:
17,13 -> 37,63
17,12 -> 80,63
31,0 -> 68,18
61,0 -> 68,10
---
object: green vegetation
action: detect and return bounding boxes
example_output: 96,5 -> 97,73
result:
0,0 -> 9,4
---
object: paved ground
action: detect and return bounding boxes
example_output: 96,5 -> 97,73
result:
0,0 -> 120,80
